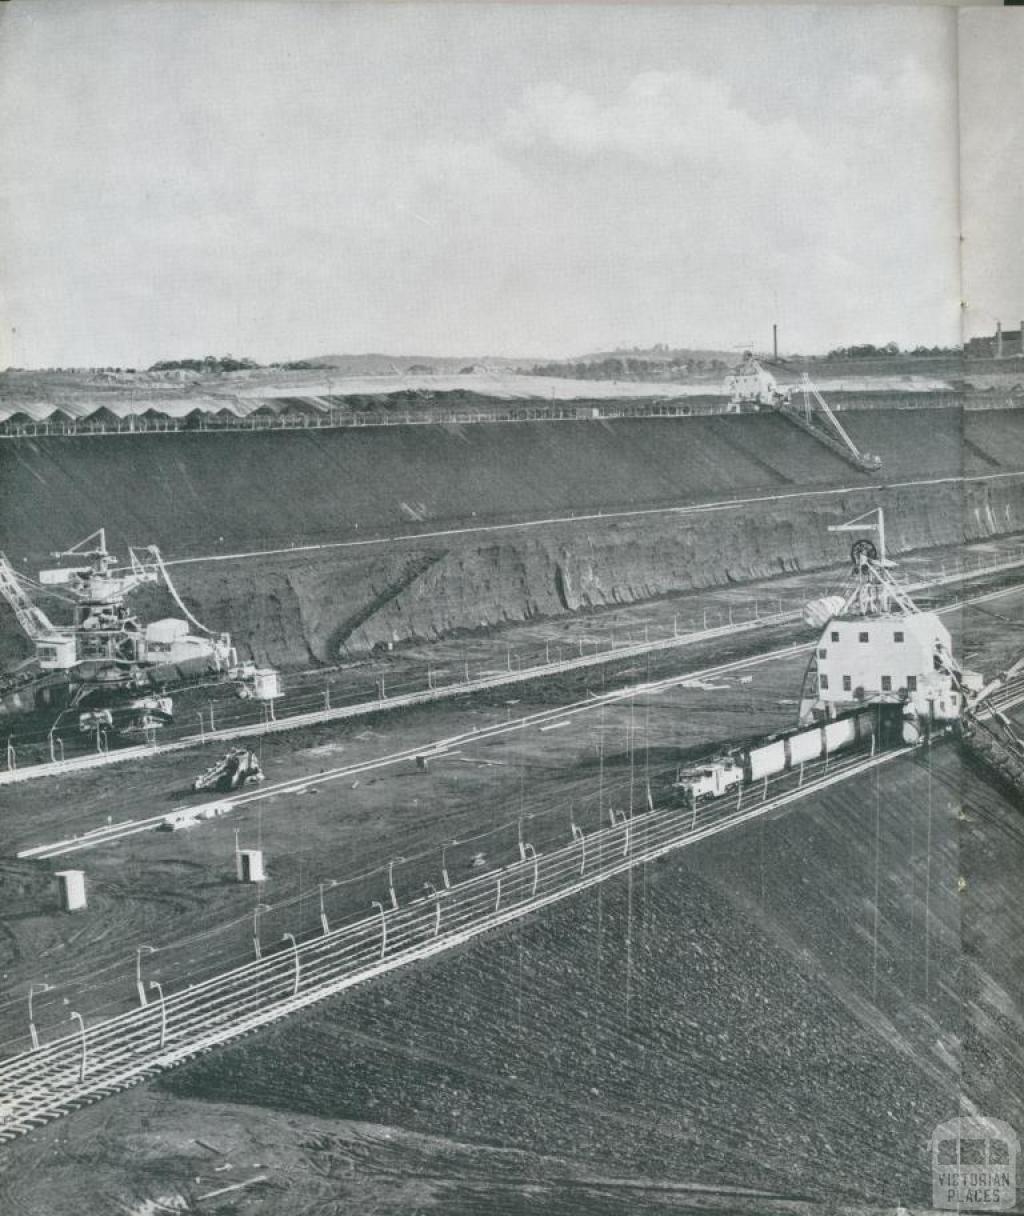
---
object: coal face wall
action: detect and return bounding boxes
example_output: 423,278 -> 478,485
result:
157,475 -> 1022,667
2,408 -> 1023,666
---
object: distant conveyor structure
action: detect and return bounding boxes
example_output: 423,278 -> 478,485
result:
725,354 -> 882,473
771,375 -> 883,473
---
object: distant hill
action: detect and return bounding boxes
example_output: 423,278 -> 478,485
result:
527,347 -> 736,383
292,353 -> 538,375
579,345 -> 739,364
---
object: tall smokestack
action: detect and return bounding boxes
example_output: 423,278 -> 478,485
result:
772,323 -> 778,360
1020,321 -> 1023,356
996,321 -> 1003,358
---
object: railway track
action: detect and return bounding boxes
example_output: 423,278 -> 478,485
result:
15,642 -> 812,860
5,548 -> 1023,789
0,742 -> 911,1142
0,606 -> 801,787
16,577 -> 1024,861
979,675 -> 1024,717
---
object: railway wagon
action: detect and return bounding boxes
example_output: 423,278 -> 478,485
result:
743,702 -> 899,784
676,701 -> 903,804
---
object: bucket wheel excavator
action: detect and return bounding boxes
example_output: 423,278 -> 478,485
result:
0,529 -> 278,735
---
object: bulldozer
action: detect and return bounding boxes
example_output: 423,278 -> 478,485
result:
192,747 -> 264,793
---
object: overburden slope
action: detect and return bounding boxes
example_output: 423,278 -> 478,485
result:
2,408 -> 1023,666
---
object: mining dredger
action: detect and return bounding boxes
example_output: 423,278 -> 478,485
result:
676,507 -> 1024,806
0,529 -> 278,735
798,508 -> 970,737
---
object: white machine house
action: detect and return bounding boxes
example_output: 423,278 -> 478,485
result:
798,509 -> 969,733
724,353 -> 792,409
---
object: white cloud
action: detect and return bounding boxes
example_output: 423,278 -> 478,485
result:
504,70 -> 813,170
845,55 -> 942,120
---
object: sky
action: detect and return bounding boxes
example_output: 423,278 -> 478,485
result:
0,2 -> 974,367
959,9 -> 1024,342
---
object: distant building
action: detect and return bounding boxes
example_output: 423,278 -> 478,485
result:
965,319 -> 1024,358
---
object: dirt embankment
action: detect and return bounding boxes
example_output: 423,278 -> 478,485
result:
152,751 -> 964,1210
0,409 -> 977,558
3,407 -> 1024,668
156,474 -> 1022,668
